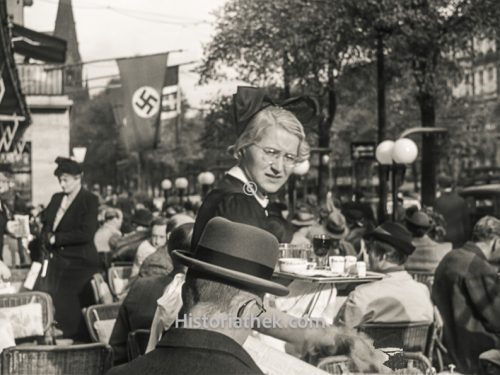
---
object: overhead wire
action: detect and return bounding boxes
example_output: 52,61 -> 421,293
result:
37,0 -> 209,25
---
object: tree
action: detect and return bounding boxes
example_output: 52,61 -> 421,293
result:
72,90 -> 120,187
200,0 -> 360,202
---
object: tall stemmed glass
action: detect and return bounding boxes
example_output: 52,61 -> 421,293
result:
312,234 -> 333,269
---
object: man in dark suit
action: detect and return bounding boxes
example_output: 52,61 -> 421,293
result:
38,157 -> 99,340
434,174 -> 471,248
106,217 -> 290,375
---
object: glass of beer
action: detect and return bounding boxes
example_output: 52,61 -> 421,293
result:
312,234 -> 333,269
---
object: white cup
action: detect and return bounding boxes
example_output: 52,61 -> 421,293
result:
329,256 -> 345,274
345,256 -> 357,275
356,261 -> 366,277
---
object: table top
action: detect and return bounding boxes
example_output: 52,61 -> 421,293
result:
273,270 -> 384,284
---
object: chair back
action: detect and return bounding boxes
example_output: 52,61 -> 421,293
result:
83,303 -> 121,343
317,355 -> 351,374
127,329 -> 150,361
407,270 -> 435,291
0,291 -> 54,337
317,352 -> 433,374
107,265 -> 133,298
1,343 -> 113,375
90,274 -> 113,305
357,321 -> 433,353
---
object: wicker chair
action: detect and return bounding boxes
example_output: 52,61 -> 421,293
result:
317,352 -> 433,374
83,303 -> 121,343
0,291 -> 55,343
407,270 -> 435,292
107,265 -> 133,298
357,321 -> 433,355
90,274 -> 114,305
127,329 -> 150,361
317,355 -> 352,374
1,343 -> 113,375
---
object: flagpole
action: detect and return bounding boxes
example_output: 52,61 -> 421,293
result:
44,49 -> 184,71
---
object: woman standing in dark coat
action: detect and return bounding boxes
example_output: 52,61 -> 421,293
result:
192,86 -> 311,247
38,157 -> 99,340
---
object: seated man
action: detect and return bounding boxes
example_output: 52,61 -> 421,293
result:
130,217 -> 170,279
335,222 -> 434,329
433,216 -> 500,374
106,217 -> 291,374
109,222 -> 194,365
110,208 -> 153,262
404,210 -> 452,272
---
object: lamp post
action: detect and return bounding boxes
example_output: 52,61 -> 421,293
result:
288,160 -> 310,219
197,171 -> 215,198
375,138 -> 418,222
175,177 -> 189,204
161,178 -> 172,204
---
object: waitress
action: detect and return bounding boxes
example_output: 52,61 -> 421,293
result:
192,86 -> 310,247
38,157 -> 99,340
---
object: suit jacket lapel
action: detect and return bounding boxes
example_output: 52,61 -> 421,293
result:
55,189 -> 82,231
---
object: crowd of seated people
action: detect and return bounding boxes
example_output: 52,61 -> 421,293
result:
1,183 -> 500,375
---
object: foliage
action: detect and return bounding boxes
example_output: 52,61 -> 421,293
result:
71,91 -> 119,186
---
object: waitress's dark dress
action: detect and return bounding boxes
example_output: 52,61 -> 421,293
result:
38,189 -> 99,340
192,174 -> 286,248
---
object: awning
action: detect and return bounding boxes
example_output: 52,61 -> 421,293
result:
0,1 -> 31,140
11,23 -> 67,64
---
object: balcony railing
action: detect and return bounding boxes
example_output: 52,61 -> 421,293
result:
17,64 -> 63,95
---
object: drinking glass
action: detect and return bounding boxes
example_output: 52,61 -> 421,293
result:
312,234 -> 333,269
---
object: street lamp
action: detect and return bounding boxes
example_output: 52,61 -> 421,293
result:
197,171 -> 215,197
161,178 -> 172,203
375,138 -> 418,222
175,177 -> 189,204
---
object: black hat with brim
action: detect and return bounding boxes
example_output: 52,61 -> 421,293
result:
364,222 -> 415,255
172,217 -> 289,296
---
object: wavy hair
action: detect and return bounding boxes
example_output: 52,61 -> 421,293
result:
228,106 -> 310,162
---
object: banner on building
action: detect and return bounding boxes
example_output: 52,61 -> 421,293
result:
160,66 -> 180,120
156,65 -> 180,148
116,52 -> 169,152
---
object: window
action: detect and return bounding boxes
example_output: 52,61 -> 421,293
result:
488,67 -> 494,82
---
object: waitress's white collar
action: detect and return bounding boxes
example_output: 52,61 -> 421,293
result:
226,166 -> 269,208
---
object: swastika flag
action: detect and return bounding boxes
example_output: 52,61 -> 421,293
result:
116,52 -> 168,151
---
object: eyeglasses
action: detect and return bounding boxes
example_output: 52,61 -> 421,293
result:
252,144 -> 298,167
237,298 -> 266,318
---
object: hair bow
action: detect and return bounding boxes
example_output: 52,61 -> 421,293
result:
232,86 -> 319,136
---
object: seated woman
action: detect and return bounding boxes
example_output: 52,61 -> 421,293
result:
108,222 -> 193,365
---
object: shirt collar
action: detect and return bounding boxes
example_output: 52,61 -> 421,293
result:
382,270 -> 412,280
157,328 -> 261,371
226,166 -> 269,208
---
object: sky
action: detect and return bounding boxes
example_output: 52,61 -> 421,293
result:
23,0 -> 239,108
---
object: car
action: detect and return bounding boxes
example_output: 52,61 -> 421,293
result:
458,183 -> 500,224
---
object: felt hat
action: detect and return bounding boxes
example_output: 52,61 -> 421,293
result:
54,157 -> 82,176
308,210 -> 349,240
131,208 -> 153,227
290,206 -> 316,227
172,217 -> 289,296
364,222 -> 415,255
437,174 -> 453,188
405,211 -> 433,229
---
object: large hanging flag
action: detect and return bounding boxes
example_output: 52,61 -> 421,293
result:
156,65 -> 180,148
160,65 -> 179,121
116,52 -> 168,152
